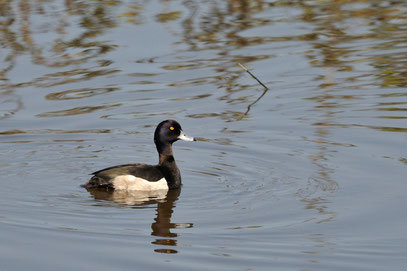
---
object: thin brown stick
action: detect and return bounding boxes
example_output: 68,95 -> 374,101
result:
238,63 -> 268,90
235,63 -> 269,120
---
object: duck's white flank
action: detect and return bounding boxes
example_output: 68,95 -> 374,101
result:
112,175 -> 168,191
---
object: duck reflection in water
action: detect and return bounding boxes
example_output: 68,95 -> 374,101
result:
85,188 -> 193,254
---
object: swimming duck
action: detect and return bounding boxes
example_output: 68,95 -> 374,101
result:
82,120 -> 195,191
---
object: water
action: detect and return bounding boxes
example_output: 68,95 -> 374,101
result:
1,1 -> 407,270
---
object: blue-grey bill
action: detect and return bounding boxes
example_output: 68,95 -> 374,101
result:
178,131 -> 195,141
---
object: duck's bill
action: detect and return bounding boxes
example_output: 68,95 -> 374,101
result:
178,131 -> 196,141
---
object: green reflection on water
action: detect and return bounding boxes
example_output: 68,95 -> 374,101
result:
1,0 -> 406,120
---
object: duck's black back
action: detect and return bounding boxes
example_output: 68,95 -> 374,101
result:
83,164 -> 164,189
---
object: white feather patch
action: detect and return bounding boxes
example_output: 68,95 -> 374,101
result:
112,175 -> 168,191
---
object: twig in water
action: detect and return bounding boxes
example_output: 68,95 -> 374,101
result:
236,63 -> 270,120
242,87 -> 268,117
238,63 -> 268,90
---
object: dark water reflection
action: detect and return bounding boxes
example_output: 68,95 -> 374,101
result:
1,0 -> 407,270
87,188 -> 189,254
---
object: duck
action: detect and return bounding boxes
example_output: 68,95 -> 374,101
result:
82,120 -> 195,191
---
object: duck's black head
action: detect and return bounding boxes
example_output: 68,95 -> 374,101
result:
154,120 -> 195,154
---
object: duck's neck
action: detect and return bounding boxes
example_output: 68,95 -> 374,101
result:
156,142 -> 173,157
157,143 -> 182,189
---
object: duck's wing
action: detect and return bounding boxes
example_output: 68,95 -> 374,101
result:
82,164 -> 164,189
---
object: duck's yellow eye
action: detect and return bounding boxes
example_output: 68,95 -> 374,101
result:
169,126 -> 174,131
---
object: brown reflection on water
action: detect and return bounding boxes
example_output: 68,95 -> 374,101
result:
0,90 -> 23,120
86,188 -> 191,254
289,0 -> 406,260
175,0 -> 407,122
0,128 -> 111,136
36,104 -> 121,118
300,0 -> 406,205
1,0 -> 406,121
0,0 -> 117,84
300,0 -> 407,129
160,1 -> 275,121
300,0 -> 407,87
0,1 -> 122,120
45,87 -> 119,101
20,1 -> 115,68
299,68 -> 338,226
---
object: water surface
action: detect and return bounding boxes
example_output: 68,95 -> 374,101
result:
1,1 -> 407,270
